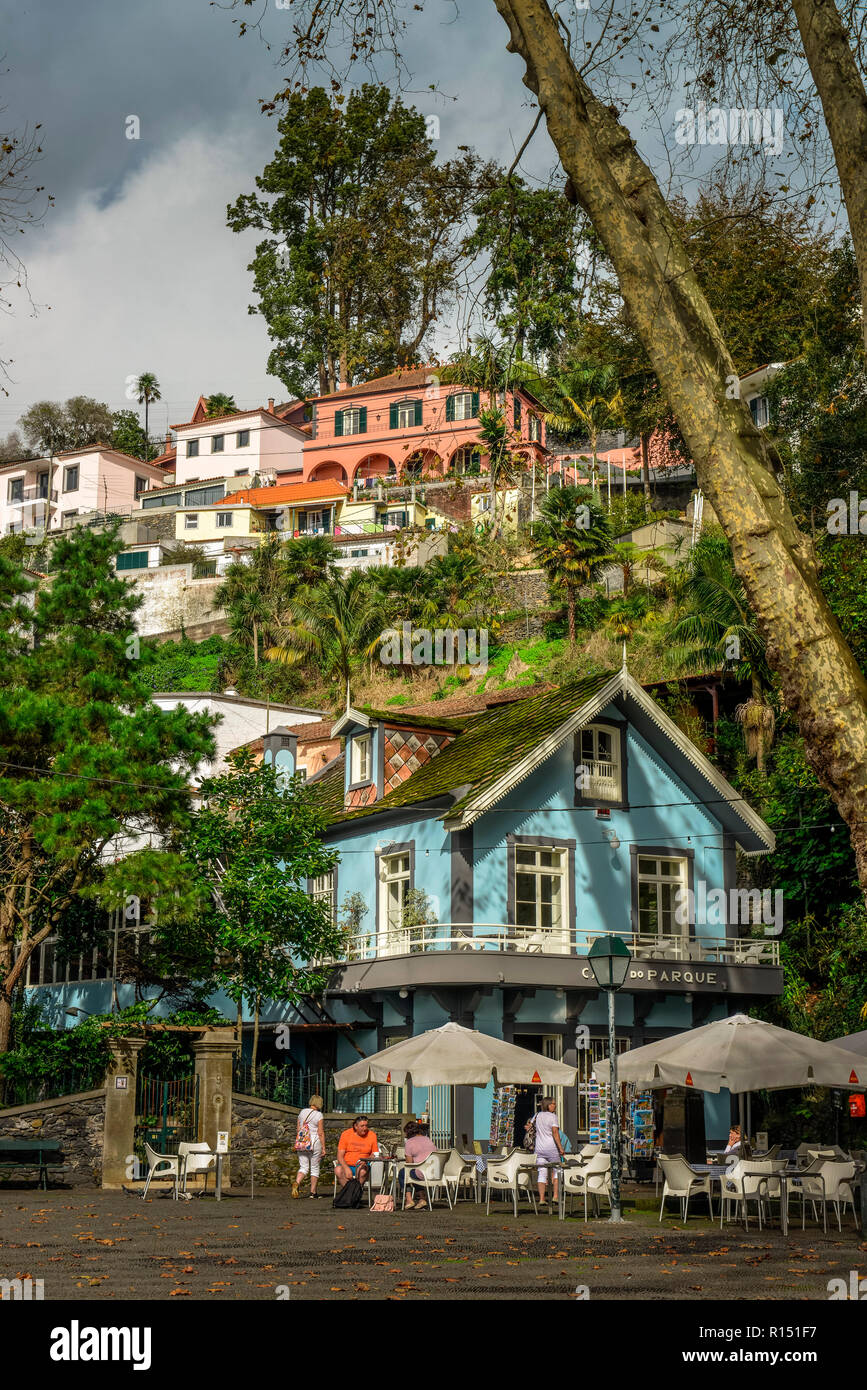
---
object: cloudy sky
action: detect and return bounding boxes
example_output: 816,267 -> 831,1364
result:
0,0 -> 570,441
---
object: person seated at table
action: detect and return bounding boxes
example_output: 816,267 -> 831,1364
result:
725,1125 -> 742,1155
336,1116 -> 379,1189
534,1097 -> 565,1206
402,1120 -> 436,1211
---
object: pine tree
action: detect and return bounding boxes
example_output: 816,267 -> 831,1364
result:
0,528 -> 215,1051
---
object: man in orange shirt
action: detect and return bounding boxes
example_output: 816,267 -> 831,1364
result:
336,1116 -> 379,1187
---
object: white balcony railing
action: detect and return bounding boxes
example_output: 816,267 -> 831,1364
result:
580,758 -> 620,799
328,923 -> 780,968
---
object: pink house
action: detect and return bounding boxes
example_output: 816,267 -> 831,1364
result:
299,366 -> 547,487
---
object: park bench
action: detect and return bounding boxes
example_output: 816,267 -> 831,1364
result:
0,1138 -> 67,1189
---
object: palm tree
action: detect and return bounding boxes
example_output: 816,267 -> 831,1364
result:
135,372 -> 162,459
539,361 -> 625,492
531,486 -> 614,645
666,531 -> 775,769
281,535 -> 338,594
215,536 -> 284,665
266,569 -> 389,692
206,392 -> 238,417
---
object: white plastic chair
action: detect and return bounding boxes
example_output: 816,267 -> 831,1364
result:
484,1151 -> 539,1217
658,1155 -> 715,1224
401,1151 -> 449,1210
142,1141 -> 182,1200
719,1160 -> 784,1230
795,1160 -> 860,1232
178,1141 -> 215,1196
443,1148 -> 477,1206
561,1153 -> 612,1220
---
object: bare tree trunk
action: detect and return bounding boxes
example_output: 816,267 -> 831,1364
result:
494,0 -> 867,896
792,0 -> 867,355
253,618 -> 259,667
251,994 -> 261,1084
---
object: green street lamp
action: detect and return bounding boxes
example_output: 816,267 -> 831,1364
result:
587,935 -> 632,1222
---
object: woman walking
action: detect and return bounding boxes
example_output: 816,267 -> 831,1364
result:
534,1097 -> 565,1208
292,1094 -> 325,1199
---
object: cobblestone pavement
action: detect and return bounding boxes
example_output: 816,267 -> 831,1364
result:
1,1187 -> 864,1301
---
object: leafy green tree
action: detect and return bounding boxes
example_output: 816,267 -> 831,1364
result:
464,174 -> 588,359
267,567 -> 388,692
215,536 -> 285,666
0,527 -> 216,1052
111,409 -> 152,461
155,749 -> 342,1039
281,535 -> 338,593
531,486 -> 613,646
228,85 -> 488,395
537,360 -> 625,492
134,373 -> 162,454
18,396 -> 114,456
666,531 -> 774,770
206,393 -> 238,417
0,430 -> 35,463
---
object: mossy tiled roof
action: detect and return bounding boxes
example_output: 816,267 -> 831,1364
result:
306,754 -> 348,822
314,670 -> 616,828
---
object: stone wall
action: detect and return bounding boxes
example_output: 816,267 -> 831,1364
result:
127,564 -> 226,640
231,1095 -> 412,1188
0,1090 -> 106,1187
492,568 -> 550,614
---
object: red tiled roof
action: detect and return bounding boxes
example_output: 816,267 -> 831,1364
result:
321,367 -> 436,401
171,407 -> 299,430
218,480 -> 348,507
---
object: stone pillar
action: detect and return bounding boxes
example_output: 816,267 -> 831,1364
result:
192,1028 -> 240,1184
102,1036 -> 147,1189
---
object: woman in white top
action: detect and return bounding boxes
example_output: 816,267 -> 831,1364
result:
292,1094 -> 326,1199
534,1097 -> 565,1206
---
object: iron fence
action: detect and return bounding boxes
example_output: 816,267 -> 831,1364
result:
0,1067 -> 104,1110
232,1061 -> 401,1115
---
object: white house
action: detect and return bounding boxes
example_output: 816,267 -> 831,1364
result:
172,405 -> 307,487
0,449 -> 168,538
150,691 -> 327,782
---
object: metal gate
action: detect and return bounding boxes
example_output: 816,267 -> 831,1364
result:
135,1074 -> 199,1155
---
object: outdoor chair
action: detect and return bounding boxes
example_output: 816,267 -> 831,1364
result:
793,1160 -> 860,1233
578,1143 -> 603,1160
142,1141 -> 182,1201
658,1155 -> 714,1224
443,1148 -> 477,1206
719,1160 -> 785,1231
484,1151 -> 538,1217
561,1153 -> 612,1220
401,1151 -> 449,1210
178,1141 -> 215,1196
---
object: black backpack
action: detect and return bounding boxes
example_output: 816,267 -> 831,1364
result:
333,1177 -> 365,1209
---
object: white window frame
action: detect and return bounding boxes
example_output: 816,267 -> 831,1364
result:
216,512 -> 233,528
351,732 -> 372,784
310,871 -> 335,924
452,392 -> 474,421
636,855 -> 689,939
236,429 -> 250,447
396,400 -> 416,429
342,407 -> 362,435
378,850 -> 412,955
63,465 -> 79,493
514,843 -> 569,943
7,478 -> 23,503
186,439 -> 199,458
749,395 -> 769,428
578,723 -> 622,801
185,513 -> 199,529
211,434 -> 225,453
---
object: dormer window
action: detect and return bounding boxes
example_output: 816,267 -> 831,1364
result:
575,723 -> 623,804
351,732 -> 372,784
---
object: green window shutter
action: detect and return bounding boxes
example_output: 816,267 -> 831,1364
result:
513,396 -> 521,428
471,391 -> 480,416
445,393 -> 455,422
359,406 -> 367,433
389,402 -> 398,430
334,410 -> 344,437
414,399 -> 423,427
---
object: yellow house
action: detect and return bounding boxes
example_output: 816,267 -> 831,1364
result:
174,502 -> 263,543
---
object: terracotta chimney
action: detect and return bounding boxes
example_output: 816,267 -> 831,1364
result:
268,397 -> 275,412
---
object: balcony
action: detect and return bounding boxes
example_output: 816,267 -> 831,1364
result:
324,923 -> 782,998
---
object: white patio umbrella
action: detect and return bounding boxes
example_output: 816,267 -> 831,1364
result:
333,1021 -> 578,1089
593,1014 -> 865,1093
830,1028 -> 867,1058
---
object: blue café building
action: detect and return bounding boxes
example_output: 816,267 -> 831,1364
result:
28,664 -> 781,1154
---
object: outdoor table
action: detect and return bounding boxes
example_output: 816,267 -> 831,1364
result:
179,1150 -> 225,1200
